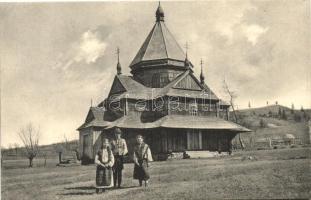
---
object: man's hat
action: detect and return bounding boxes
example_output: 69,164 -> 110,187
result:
115,128 -> 122,135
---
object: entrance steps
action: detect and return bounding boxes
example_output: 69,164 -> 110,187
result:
184,151 -> 229,159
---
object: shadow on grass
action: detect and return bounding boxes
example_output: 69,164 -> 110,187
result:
64,185 -> 138,191
62,185 -> 95,195
61,185 -> 139,196
60,192 -> 94,196
117,186 -> 138,190
65,186 -> 95,190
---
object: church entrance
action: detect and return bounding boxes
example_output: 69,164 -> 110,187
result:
186,129 -> 202,150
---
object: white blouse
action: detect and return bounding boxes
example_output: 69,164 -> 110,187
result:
95,149 -> 114,167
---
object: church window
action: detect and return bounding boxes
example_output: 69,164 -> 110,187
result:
159,73 -> 169,87
168,73 -> 174,81
152,74 -> 160,88
152,73 -> 170,87
189,101 -> 198,116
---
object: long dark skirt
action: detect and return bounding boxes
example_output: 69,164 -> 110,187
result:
133,160 -> 150,181
96,166 -> 113,188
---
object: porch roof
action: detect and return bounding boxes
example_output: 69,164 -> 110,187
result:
104,114 -> 251,132
159,115 -> 251,132
77,120 -> 111,130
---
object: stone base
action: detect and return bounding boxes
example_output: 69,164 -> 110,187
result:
167,152 -> 184,160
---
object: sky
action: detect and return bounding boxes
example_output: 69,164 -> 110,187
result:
1,0 -> 310,147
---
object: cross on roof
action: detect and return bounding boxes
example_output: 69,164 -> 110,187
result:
116,47 -> 120,62
184,42 -> 190,56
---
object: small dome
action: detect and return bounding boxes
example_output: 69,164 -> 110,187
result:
200,71 -> 205,83
117,62 -> 122,75
156,4 -> 164,22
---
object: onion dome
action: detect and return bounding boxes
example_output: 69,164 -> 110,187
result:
117,62 -> 122,75
156,3 -> 164,22
116,47 -> 122,75
200,59 -> 205,84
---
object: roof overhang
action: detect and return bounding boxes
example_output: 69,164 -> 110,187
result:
104,114 -> 252,133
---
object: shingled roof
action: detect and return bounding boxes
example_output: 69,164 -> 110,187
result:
159,115 -> 250,132
104,114 -> 251,132
109,73 -> 219,100
77,107 -> 110,130
130,5 -> 186,69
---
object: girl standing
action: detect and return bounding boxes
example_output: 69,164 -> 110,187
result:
95,139 -> 114,193
133,135 -> 153,187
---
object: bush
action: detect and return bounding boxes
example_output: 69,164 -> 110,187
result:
282,110 -> 287,120
303,112 -> 310,121
259,118 -> 267,128
294,113 -> 302,122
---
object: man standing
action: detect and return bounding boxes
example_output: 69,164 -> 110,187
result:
111,128 -> 128,188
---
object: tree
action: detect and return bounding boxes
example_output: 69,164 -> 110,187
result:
13,143 -> 19,158
266,101 -> 269,106
301,106 -> 304,112
7,144 -> 14,154
303,112 -> 310,121
248,101 -> 251,108
223,79 -> 245,150
41,151 -> 47,167
282,110 -> 287,120
294,113 -> 302,122
260,118 -> 267,128
278,107 -> 282,118
291,103 -> 295,114
1,148 -> 5,166
18,123 -> 40,167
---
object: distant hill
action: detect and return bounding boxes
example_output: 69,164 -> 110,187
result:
232,105 -> 311,148
2,140 -> 79,160
238,105 -> 291,116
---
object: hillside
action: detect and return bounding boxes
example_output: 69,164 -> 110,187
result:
238,105 -> 291,116
1,140 -> 79,160
233,105 -> 310,148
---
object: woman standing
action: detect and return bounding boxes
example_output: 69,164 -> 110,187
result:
133,135 -> 153,187
95,138 -> 114,193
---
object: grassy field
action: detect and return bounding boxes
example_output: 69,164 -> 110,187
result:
1,147 -> 310,200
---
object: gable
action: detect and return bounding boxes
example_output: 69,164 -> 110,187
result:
85,110 -> 95,123
109,77 -> 126,95
173,74 -> 203,91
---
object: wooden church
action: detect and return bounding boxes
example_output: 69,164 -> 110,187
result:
78,4 -> 250,164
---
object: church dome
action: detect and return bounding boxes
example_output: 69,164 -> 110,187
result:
156,4 -> 164,21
